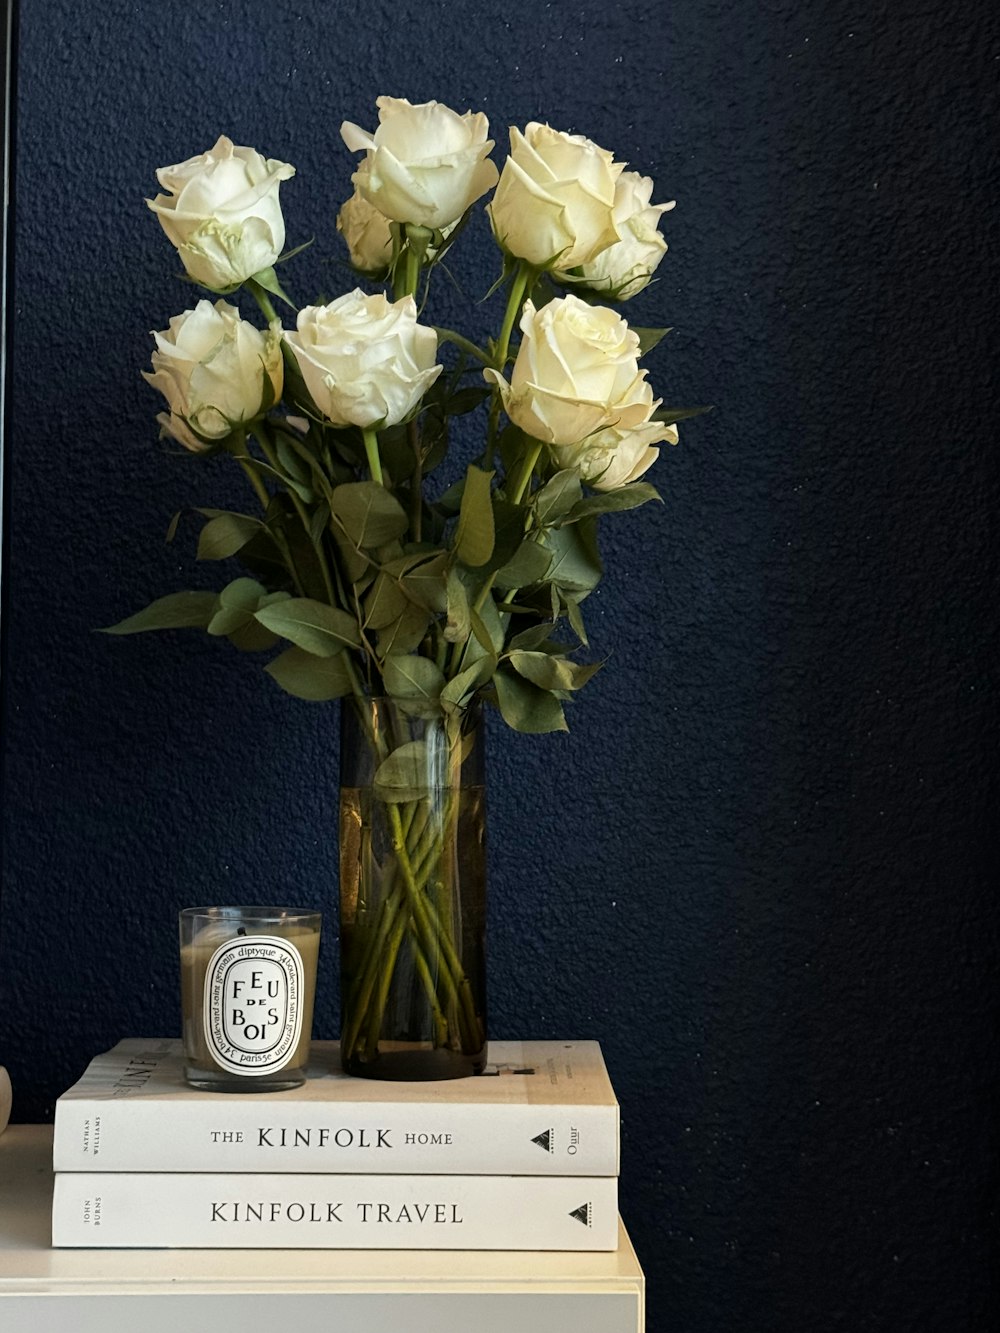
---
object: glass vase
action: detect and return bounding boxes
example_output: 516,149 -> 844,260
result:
338,696 -> 487,1080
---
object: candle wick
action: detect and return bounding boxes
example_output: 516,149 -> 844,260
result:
237,927 -> 247,936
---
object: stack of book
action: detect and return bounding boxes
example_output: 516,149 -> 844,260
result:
50,1038 -> 622,1252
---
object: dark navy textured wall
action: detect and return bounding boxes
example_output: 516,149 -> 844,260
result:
2,1 -> 998,1328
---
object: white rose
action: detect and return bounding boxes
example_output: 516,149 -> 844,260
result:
285,289 -> 442,430
146,136 -> 295,291
340,97 -> 498,230
571,172 -> 675,299
487,123 -> 622,270
558,419 -> 678,491
336,189 -> 394,274
336,189 -> 458,275
484,295 -> 654,447
142,300 -> 283,452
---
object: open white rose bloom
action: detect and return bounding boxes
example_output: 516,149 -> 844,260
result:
336,189 -> 395,274
488,123 -> 622,268
285,291 -> 442,431
115,98 -> 700,736
573,171 -> 676,300
484,296 -> 654,446
146,136 -> 295,292
341,96 -> 499,231
142,299 -> 283,451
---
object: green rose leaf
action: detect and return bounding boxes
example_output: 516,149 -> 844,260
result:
652,404 -> 713,427
249,450 -> 312,506
233,523 -> 290,589
433,475 -> 465,517
235,456 -> 312,504
254,597 -> 362,656
375,422 -> 418,485
383,655 -> 446,705
331,481 -> 409,549
207,577 -> 269,637
454,464 -> 495,567
309,499 -> 331,548
228,620 -> 280,652
494,671 -> 569,734
493,539 -> 553,590
470,596 -> 506,656
539,519 -> 603,596
364,573 -> 410,630
275,435 -> 314,492
480,497 -> 528,575
441,654 -> 497,710
509,622 -> 559,652
447,385 -> 491,415
632,326 -> 672,355
533,470 -> 583,526
507,650 -> 602,692
197,511 -> 262,561
399,552 -> 450,613
374,740 -> 444,802
444,567 -> 471,644
248,266 -> 295,308
562,593 -> 589,646
265,645 -> 354,700
376,602 -> 431,658
332,528 -> 371,584
498,424 -> 532,479
563,483 -> 661,523
100,591 -> 219,635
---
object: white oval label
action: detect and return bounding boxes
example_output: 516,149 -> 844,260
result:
202,935 -> 305,1075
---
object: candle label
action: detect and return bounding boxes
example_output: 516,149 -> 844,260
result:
203,935 -> 305,1076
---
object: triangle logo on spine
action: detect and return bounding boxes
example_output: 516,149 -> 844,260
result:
531,1128 -> 553,1153
569,1203 -> 592,1227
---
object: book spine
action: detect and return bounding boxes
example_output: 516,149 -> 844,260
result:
51,1172 -> 619,1250
52,1100 -> 619,1176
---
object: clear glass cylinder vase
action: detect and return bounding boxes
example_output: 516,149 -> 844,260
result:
338,696 -> 487,1080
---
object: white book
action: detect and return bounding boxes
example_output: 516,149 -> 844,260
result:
5,1129 -> 644,1333
52,1168 -> 619,1251
53,1038 -> 619,1176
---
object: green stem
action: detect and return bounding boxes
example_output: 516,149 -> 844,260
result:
509,440 -> 544,505
409,925 -> 450,1047
408,419 -> 423,542
468,443 -> 541,620
405,246 -> 421,302
435,328 -> 490,366
238,457 -> 271,514
344,799 -> 431,1020
360,907 -> 410,1060
340,708 -> 485,1061
341,781 -> 483,1060
344,880 -> 405,1025
248,280 -> 280,325
362,427 -> 384,486
343,801 -> 467,1060
240,445 -> 305,598
275,424 -> 335,504
495,264 -> 531,372
255,420 -> 338,607
387,802 -> 480,1047
484,263 -> 532,469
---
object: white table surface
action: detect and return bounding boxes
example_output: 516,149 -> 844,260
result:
0,1125 -> 645,1333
